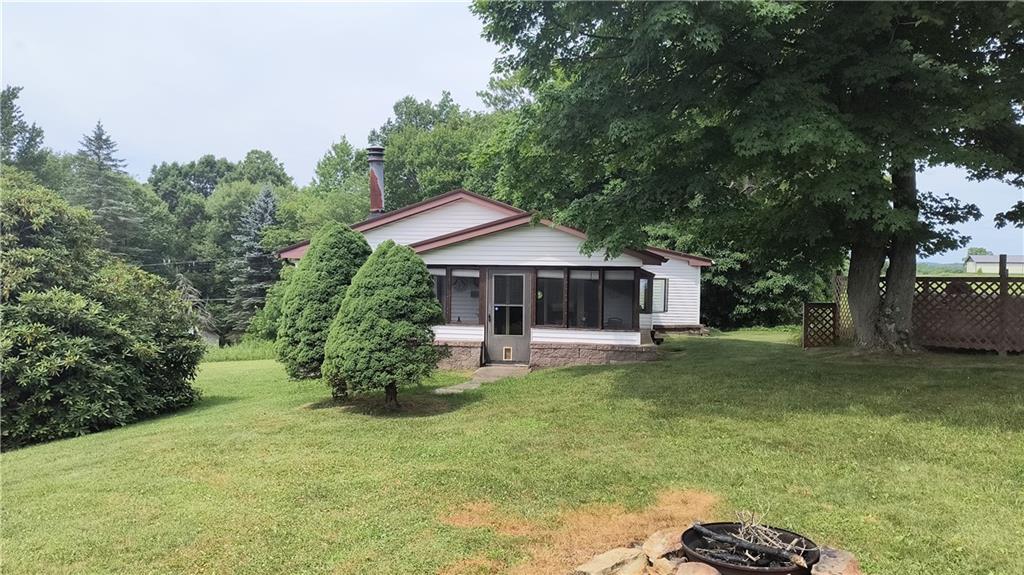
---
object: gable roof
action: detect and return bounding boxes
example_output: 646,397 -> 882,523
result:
409,213 -> 669,266
277,188 -> 712,267
967,255 -> 1023,264
350,188 -> 525,233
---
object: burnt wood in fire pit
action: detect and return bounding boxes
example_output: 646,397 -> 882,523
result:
681,522 -> 820,575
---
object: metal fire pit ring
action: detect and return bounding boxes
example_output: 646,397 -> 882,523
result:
680,522 -> 820,575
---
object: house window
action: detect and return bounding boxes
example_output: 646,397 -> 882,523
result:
602,270 -> 635,330
652,278 -> 668,313
568,270 -> 600,329
535,269 -> 565,326
493,274 -> 524,335
450,269 -> 480,324
429,268 -> 447,317
639,276 -> 653,313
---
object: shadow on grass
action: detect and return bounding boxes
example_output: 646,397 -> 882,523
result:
181,394 -> 242,415
304,386 -> 482,418
603,337 -> 1024,432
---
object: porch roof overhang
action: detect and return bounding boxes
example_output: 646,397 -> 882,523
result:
644,246 -> 714,267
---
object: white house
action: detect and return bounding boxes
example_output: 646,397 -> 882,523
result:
964,255 -> 1024,274
278,147 -> 711,369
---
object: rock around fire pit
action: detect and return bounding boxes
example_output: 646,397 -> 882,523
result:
571,520 -> 862,575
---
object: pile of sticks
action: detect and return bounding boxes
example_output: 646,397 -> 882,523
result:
692,512 -> 815,569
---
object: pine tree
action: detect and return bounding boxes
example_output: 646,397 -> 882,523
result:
227,186 -> 281,337
71,121 -> 146,261
1,86 -> 47,175
322,240 -> 444,407
276,223 -> 371,379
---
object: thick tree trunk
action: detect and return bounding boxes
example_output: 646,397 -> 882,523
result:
384,383 -> 400,410
847,237 -> 888,348
876,165 -> 919,353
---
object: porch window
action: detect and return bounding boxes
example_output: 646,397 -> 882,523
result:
602,270 -> 635,330
652,278 -> 668,313
535,269 -> 565,326
450,269 -> 480,324
568,270 -> 600,328
429,268 -> 447,317
639,276 -> 654,313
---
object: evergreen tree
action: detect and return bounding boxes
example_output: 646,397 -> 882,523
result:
322,241 -> 444,408
68,121 -> 148,261
227,186 -> 281,337
276,223 -> 371,379
1,86 -> 48,176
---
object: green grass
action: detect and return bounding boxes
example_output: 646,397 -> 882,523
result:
201,338 -> 277,362
3,332 -> 1023,575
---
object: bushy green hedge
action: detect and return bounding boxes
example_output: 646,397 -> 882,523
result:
0,168 -> 204,449
246,264 -> 295,341
322,240 -> 444,406
275,223 -> 370,379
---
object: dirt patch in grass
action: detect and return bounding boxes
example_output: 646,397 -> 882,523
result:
438,555 -> 507,575
442,501 -> 540,538
441,489 -> 718,574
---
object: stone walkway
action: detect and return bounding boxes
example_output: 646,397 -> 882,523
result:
433,365 -> 529,395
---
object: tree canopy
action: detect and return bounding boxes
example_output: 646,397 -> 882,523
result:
473,0 -> 1024,349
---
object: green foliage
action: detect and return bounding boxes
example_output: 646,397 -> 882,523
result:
61,122 -> 178,266
369,93 -> 503,208
322,241 -> 444,402
264,137 -> 369,249
227,186 -> 281,336
473,2 -> 1023,341
148,154 -> 236,210
276,223 -> 371,379
0,168 -> 203,449
201,338 -> 277,363
225,149 -> 293,188
1,86 -> 48,176
246,265 -> 295,341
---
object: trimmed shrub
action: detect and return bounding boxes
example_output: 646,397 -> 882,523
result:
0,167 -> 204,449
276,223 -> 370,379
323,240 -> 444,407
246,264 -> 295,341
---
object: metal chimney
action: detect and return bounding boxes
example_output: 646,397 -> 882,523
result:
367,146 -> 385,218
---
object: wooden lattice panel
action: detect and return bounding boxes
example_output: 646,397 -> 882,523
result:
802,303 -> 836,348
822,276 -> 1022,353
832,276 -> 855,343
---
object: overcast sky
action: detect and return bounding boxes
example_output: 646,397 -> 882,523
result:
3,1 -> 1021,261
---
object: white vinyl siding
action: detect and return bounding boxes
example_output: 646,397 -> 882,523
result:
432,325 -> 484,342
531,328 -> 641,345
639,313 -> 653,330
643,257 -> 701,326
362,200 -> 509,249
421,225 -> 644,267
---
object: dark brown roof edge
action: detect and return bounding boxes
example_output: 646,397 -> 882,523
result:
645,246 -> 714,267
275,239 -> 310,255
350,188 -> 526,232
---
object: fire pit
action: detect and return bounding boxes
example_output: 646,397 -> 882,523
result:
681,519 -> 820,575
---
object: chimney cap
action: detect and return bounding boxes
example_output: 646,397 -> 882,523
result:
367,145 -> 385,156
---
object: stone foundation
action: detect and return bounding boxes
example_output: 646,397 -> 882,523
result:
530,342 -> 658,369
435,341 -> 482,370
